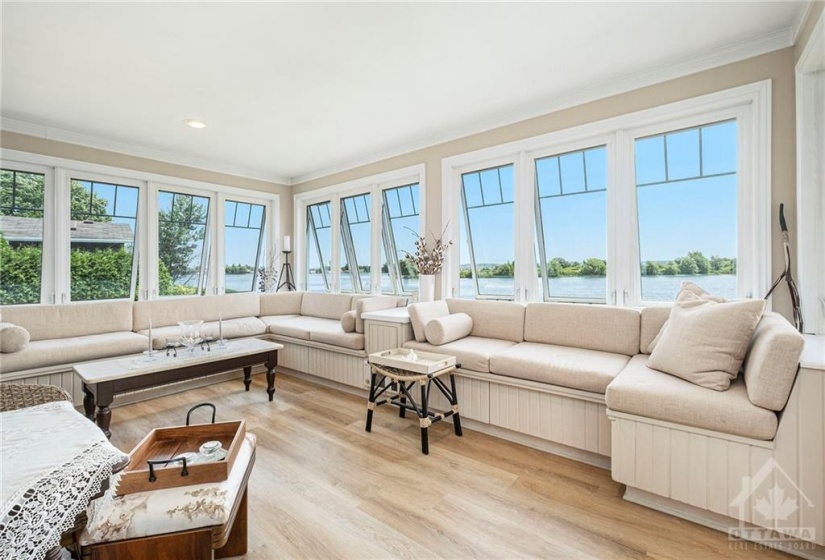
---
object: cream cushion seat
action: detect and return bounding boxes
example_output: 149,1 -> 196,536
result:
0,332 -> 150,373
605,355 -> 778,440
268,316 -> 339,340
137,317 -> 267,350
404,336 -> 517,373
490,342 -> 630,394
258,314 -> 301,328
309,324 -> 365,351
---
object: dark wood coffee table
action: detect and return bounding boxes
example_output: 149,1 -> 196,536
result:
74,338 -> 282,437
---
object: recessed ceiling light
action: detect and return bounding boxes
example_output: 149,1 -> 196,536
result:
183,118 -> 207,129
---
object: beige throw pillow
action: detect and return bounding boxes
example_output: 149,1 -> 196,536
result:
425,313 -> 473,346
340,310 -> 357,333
647,292 -> 766,391
408,301 -> 449,342
646,281 -> 728,353
0,322 -> 31,353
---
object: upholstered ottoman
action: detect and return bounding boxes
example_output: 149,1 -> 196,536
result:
79,433 -> 256,560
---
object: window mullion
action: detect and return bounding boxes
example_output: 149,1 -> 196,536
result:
53,168 -> 71,303
370,187 -> 382,294
329,198 -> 341,292
612,130 -> 635,307
216,194 -> 228,295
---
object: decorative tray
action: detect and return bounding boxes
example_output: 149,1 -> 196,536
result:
368,348 -> 456,375
115,419 -> 245,496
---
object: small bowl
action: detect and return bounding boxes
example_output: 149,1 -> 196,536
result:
200,440 -> 223,455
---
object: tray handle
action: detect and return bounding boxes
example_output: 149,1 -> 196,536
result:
147,457 -> 189,482
186,402 -> 217,426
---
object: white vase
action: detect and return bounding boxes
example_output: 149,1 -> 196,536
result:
418,274 -> 435,302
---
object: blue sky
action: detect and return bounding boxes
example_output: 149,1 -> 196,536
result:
311,120 -> 738,276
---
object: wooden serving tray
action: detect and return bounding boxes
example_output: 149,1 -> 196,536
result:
115,420 -> 246,496
369,348 -> 456,375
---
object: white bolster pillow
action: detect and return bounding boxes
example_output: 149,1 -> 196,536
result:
0,322 -> 31,353
425,313 -> 473,346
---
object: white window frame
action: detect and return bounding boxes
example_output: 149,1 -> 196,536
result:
0,160 -> 55,304
217,193 -> 276,295
796,10 -> 825,335
0,148 -> 280,303
442,81 -> 771,307
294,164 -> 426,294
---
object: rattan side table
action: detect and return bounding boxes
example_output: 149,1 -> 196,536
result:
365,349 -> 462,454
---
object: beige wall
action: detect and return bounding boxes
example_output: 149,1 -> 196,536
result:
293,48 -> 797,319
0,130 -> 293,240
796,2 -> 824,63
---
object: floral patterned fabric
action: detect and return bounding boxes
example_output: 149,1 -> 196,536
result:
80,433 -> 256,545
0,401 -> 129,560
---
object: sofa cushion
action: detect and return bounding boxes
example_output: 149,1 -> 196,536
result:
606,355 -> 778,440
309,324 -> 365,351
133,293 -> 260,331
355,296 -> 399,333
446,299 -> 525,343
0,322 -> 30,353
341,310 -> 357,333
404,336 -> 516,373
259,292 -> 304,316
647,293 -> 766,391
300,293 -> 353,321
408,301 -> 449,342
742,312 -> 804,411
259,314 -> 300,328
646,282 -> 728,352
425,313 -> 473,346
524,302 -> 640,356
268,316 -> 342,341
0,332 -> 150,374
1,300 -> 134,341
640,306 -> 671,354
490,342 -> 630,394
137,317 -> 267,350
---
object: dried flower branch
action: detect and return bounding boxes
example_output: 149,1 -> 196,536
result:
401,225 -> 453,275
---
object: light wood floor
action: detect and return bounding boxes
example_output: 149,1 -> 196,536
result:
109,372 -> 793,560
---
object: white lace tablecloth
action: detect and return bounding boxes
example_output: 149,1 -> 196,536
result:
0,401 -> 129,560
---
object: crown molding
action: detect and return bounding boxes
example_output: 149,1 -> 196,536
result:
0,117 -> 292,186
291,26 -> 793,185
791,1 -> 815,45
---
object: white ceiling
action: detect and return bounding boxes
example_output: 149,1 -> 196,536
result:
0,2 -> 808,184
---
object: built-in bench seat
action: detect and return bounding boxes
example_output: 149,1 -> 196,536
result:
606,354 -> 778,440
405,336 -> 517,373
0,300 -> 148,373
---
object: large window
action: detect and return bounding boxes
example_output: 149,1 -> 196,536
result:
224,200 -> 266,293
158,190 -> 210,296
381,183 -> 419,294
340,193 -> 371,293
306,201 -> 332,292
635,120 -> 738,301
535,146 -> 607,302
69,179 -> 139,301
297,167 -> 424,295
0,169 -> 45,304
442,83 -> 769,307
459,165 -> 515,299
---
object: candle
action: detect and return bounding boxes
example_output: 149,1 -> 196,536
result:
148,320 -> 153,352
219,313 -> 223,341
283,235 -> 291,252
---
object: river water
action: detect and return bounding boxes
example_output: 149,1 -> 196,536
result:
227,273 -> 735,301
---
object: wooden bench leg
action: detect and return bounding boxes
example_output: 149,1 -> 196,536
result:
215,488 -> 248,558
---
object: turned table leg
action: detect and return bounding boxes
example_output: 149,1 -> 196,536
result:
265,351 -> 278,402
242,366 -> 252,391
83,384 -> 96,421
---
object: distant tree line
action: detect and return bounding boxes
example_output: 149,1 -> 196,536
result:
225,263 -> 255,274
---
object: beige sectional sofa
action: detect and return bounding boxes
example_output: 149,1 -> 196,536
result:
0,292 -> 405,402
405,299 -> 799,443
405,298 -> 825,551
